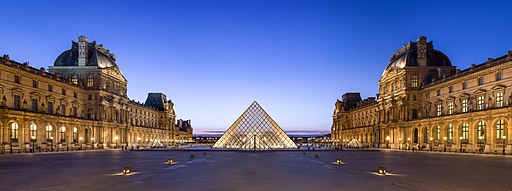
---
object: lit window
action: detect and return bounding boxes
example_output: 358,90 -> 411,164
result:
448,102 -> 454,114
30,123 -> 37,139
496,119 -> 505,139
87,75 -> 94,87
71,74 -> 78,85
477,121 -> 486,140
436,104 -> 442,116
46,125 -> 53,141
495,92 -> 503,107
448,124 -> 453,140
73,127 -> 78,143
477,95 -> 485,110
11,123 -> 19,142
411,75 -> 418,88
436,126 -> 440,140
60,127 -> 66,142
461,123 -> 469,140
462,99 -> 468,113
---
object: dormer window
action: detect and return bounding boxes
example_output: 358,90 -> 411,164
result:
411,75 -> 418,87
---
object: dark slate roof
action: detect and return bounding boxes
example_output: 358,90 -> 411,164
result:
54,41 -> 118,68
144,93 -> 167,111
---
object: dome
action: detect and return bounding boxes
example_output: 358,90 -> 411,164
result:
54,36 -> 119,69
382,36 -> 451,77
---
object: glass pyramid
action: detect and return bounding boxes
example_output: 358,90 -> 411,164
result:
213,101 -> 297,150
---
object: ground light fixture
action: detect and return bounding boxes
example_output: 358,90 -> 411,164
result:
167,157 -> 174,164
123,166 -> 131,175
335,158 -> 342,164
385,136 -> 390,149
378,166 -> 386,175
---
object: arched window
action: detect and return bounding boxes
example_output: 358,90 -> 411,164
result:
423,127 -> 429,143
71,74 -> 78,85
436,126 -> 441,140
86,74 -> 94,87
45,125 -> 53,141
11,122 -> 19,142
60,127 -> 66,142
448,124 -> 453,140
477,121 -> 486,141
461,123 -> 469,141
496,119 -> 505,139
73,127 -> 78,143
30,123 -> 37,140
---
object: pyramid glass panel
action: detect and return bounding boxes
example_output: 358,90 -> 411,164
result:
213,101 -> 297,150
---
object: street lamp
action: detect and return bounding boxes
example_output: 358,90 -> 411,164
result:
31,136 -> 36,153
79,137 -> 83,150
137,137 -> 141,149
385,136 -> 390,149
443,137 -> 447,152
398,138 -> 402,150
91,137 -> 95,150
502,136 -> 506,155
429,137 -> 433,151
114,136 -> 119,149
407,138 -> 411,150
50,137 -> 54,152
459,137 -> 463,153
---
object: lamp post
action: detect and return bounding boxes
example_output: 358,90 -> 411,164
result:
502,136 -> 506,155
79,137 -> 83,150
429,137 -> 433,151
9,133 -> 13,154
385,136 -> 390,149
31,136 -> 36,153
114,136 -> 119,149
66,136 -> 69,151
407,138 -> 411,150
91,137 -> 95,150
459,136 -> 463,153
398,138 -> 402,150
50,137 -> 54,152
443,137 -> 447,152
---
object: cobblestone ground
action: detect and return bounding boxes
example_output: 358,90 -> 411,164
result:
1,150 -> 511,191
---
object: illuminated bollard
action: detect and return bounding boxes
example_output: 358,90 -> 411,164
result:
167,157 -> 174,164
378,166 -> 386,175
335,158 -> 342,164
123,166 -> 132,175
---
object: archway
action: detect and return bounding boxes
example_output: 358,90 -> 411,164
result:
85,128 -> 91,144
413,128 -> 419,143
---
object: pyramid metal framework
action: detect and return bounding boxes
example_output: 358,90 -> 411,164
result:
213,101 -> 297,150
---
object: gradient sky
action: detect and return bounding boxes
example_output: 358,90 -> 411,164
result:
1,0 -> 512,132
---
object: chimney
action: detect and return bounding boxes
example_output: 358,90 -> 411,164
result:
417,36 -> 428,66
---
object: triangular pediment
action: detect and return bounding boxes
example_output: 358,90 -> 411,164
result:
213,101 -> 297,150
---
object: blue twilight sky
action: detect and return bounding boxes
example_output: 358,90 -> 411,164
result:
1,0 -> 512,133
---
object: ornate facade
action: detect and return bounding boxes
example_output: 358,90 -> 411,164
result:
0,36 -> 192,153
332,36 -> 512,154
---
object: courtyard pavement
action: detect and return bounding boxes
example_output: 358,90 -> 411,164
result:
1,150 -> 511,191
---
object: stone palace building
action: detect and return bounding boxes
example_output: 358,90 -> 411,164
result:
0,36 -> 192,153
332,36 -> 511,154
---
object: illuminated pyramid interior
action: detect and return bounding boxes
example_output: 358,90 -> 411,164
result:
213,101 -> 297,150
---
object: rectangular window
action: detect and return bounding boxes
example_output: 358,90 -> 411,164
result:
62,88 -> 66,95
32,80 -> 38,88
477,95 -> 485,110
74,92 -> 77,98
449,86 -> 453,93
462,99 -> 468,113
88,94 -> 92,100
437,89 -> 440,96
87,76 -> 94,87
462,82 -> 467,90
48,84 -> 53,92
61,105 -> 66,115
436,104 -> 442,116
495,92 -> 503,107
411,75 -> 418,88
496,71 -> 502,81
31,98 -> 38,112
73,128 -> 77,143
14,75 -> 20,84
412,109 -> 418,119
13,95 -> 21,109
47,101 -> 53,114
478,77 -> 484,86
391,82 -> 395,92
497,120 -> 505,139
72,107 -> 78,117
448,102 -> 454,115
